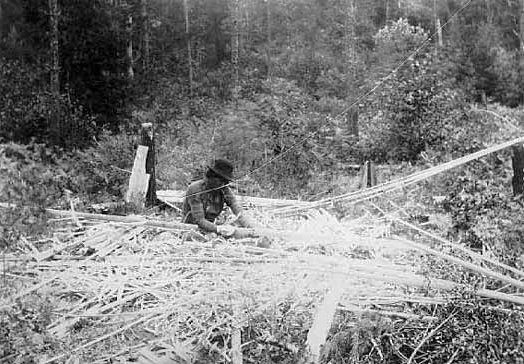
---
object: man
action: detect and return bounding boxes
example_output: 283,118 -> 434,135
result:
182,159 -> 257,237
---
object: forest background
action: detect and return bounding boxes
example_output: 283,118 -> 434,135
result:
2,1 -> 524,363
1,0 -> 524,248
1,0 -> 523,199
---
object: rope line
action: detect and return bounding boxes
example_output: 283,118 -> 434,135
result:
272,135 -> 524,215
239,0 -> 474,181
181,0 -> 473,201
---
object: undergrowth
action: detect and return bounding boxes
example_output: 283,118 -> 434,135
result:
322,294 -> 524,364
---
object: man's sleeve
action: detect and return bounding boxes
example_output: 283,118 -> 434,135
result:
224,187 -> 256,228
186,190 -> 217,232
224,187 -> 242,215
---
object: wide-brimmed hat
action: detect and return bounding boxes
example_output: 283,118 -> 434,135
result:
208,158 -> 234,181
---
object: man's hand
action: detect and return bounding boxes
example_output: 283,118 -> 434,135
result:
233,228 -> 259,239
217,225 -> 236,237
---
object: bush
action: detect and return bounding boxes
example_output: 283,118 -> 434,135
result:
323,295 -> 524,364
0,58 -> 96,148
155,78 -> 347,198
0,293 -> 58,364
67,130 -> 137,200
358,55 -> 468,162
0,143 -> 64,248
0,136 -> 137,249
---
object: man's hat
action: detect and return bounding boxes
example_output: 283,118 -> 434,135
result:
208,159 -> 234,181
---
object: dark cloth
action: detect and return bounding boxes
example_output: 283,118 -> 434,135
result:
182,179 -> 242,232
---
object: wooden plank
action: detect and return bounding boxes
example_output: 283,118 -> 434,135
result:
231,304 -> 243,364
304,278 -> 345,363
156,190 -> 311,208
42,314 -> 157,364
44,208 -> 198,231
126,145 -> 150,208
397,237 -> 524,291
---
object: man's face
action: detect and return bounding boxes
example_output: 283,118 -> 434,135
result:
206,176 -> 228,190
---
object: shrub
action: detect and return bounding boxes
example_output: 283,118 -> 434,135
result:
0,58 -> 96,148
0,143 -> 64,248
323,295 -> 524,364
358,53 -> 469,162
0,293 -> 58,364
155,78 -> 346,198
67,130 -> 137,200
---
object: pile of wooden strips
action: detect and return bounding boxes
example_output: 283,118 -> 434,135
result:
271,136 -> 524,215
2,208 -> 524,364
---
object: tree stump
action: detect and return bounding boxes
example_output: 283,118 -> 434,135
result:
360,161 -> 376,189
140,122 -> 157,206
512,145 -> 524,196
346,108 -> 359,140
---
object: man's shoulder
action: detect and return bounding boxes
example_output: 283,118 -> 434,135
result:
186,179 -> 205,194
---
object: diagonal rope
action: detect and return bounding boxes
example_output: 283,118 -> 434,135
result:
238,0 -> 474,181
181,0 -> 474,201
272,135 -> 524,215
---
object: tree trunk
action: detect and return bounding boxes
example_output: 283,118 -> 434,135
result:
347,109 -> 359,140
385,0 -> 389,24
48,0 -> 61,145
184,0 -> 193,100
243,1 -> 250,49
512,145 -> 524,196
231,0 -> 240,100
0,0 -> 3,40
140,122 -> 157,207
520,0 -> 524,104
127,16 -> 134,79
486,0 -> 493,25
49,0 -> 60,96
433,0 -> 439,51
345,0 -> 359,140
436,18 -> 442,47
141,0 -> 149,73
266,0 -> 271,79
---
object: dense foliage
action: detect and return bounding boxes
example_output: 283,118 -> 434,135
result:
323,295 -> 524,364
1,0 -> 522,171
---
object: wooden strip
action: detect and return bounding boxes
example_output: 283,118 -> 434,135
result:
156,190 -> 311,208
304,278 -> 345,363
42,313 -> 157,364
394,218 -> 524,279
277,136 -> 524,214
396,237 -> 524,291
337,304 -> 437,321
45,209 -> 198,231
126,145 -> 150,208
49,291 -> 144,338
231,304 -> 243,364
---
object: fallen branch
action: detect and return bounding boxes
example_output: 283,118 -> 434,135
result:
406,312 -> 457,364
337,304 -> 437,321
395,236 -> 524,291
394,218 -> 524,279
41,313 -> 157,364
304,277 -> 346,364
